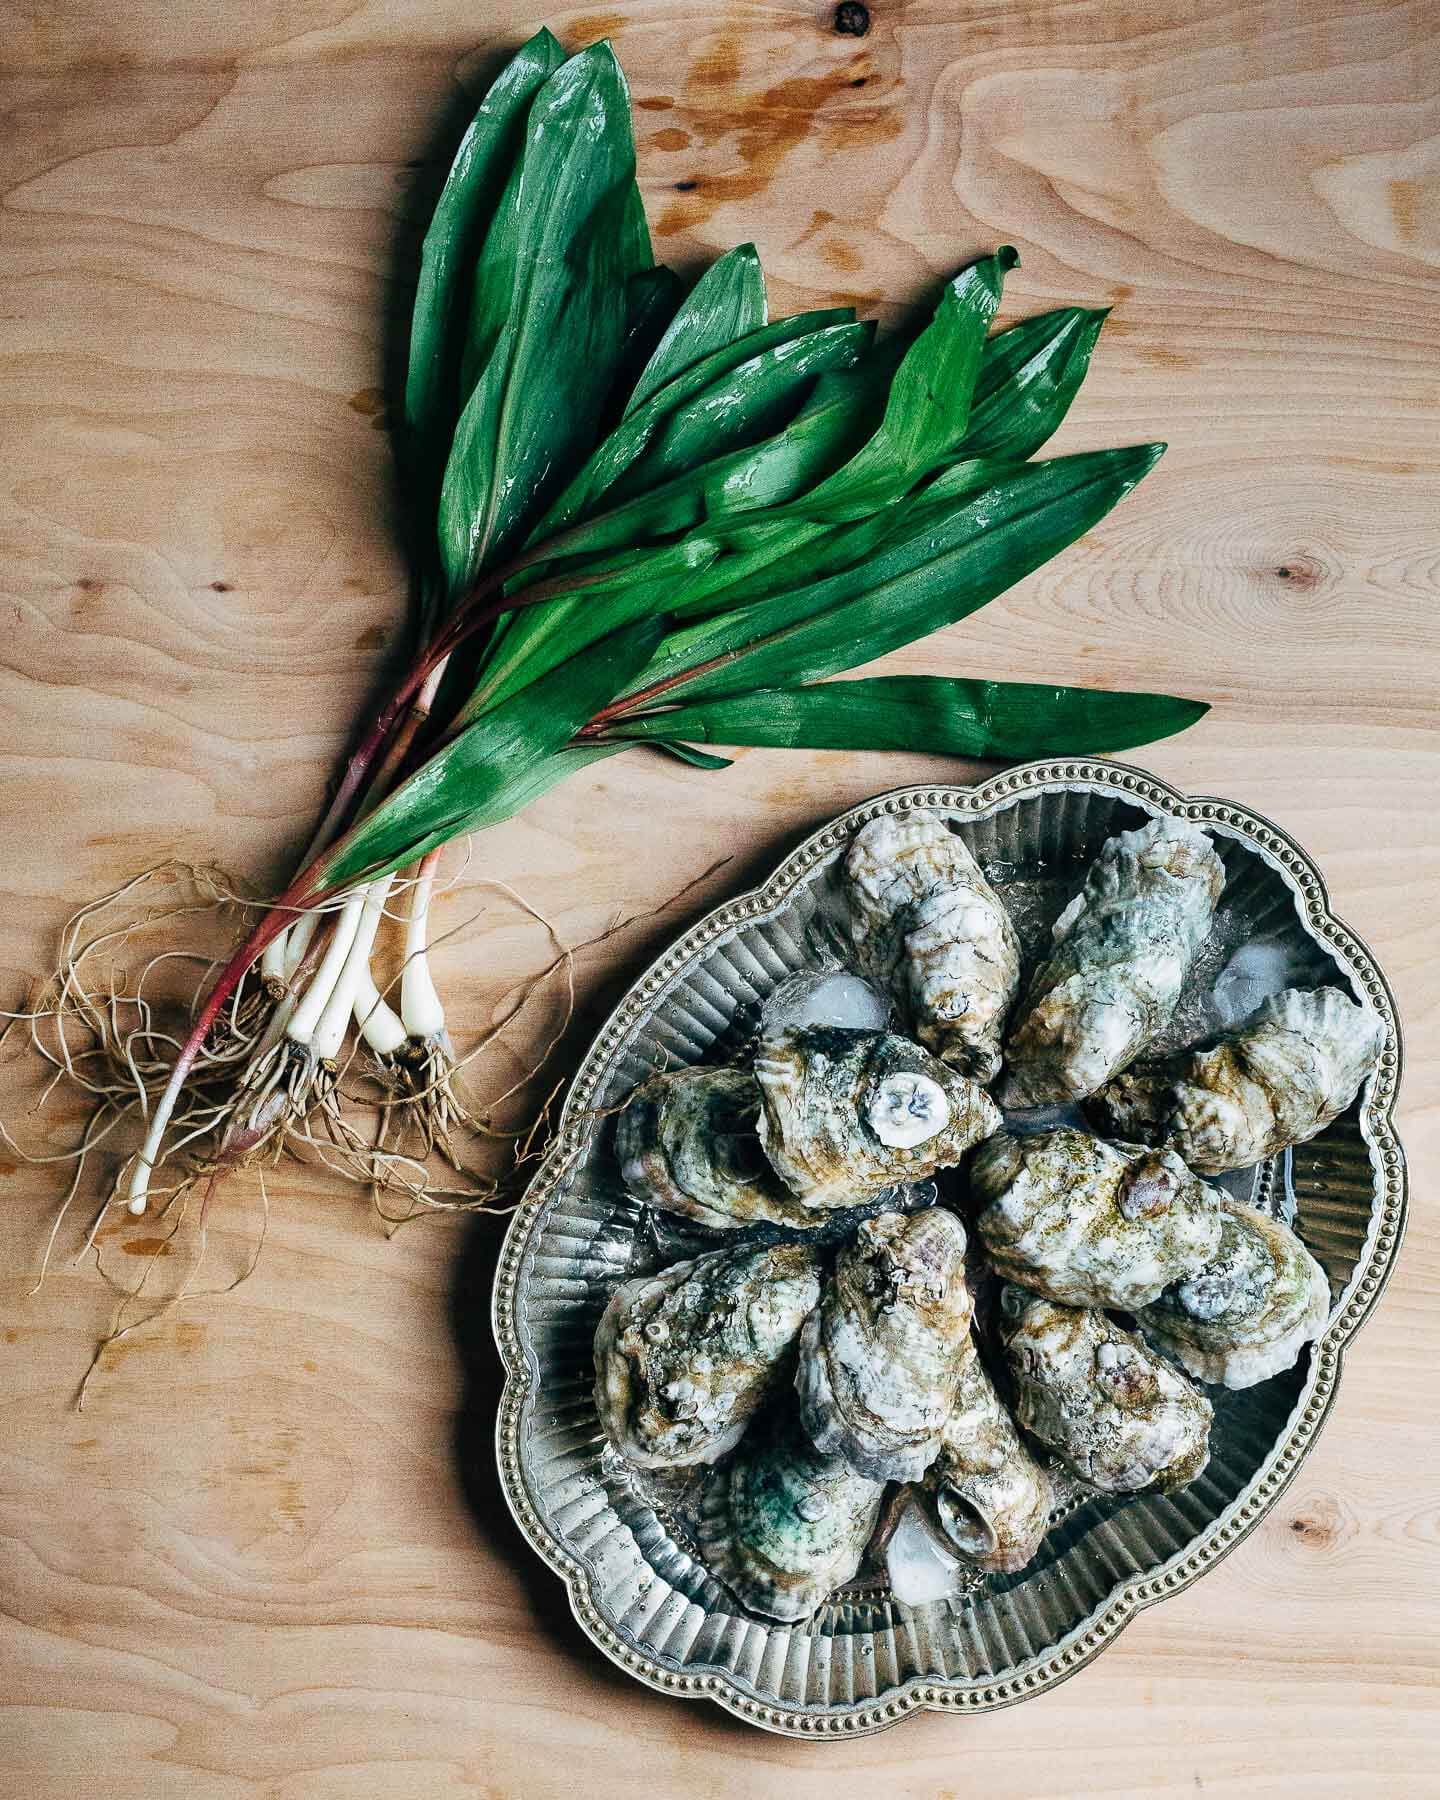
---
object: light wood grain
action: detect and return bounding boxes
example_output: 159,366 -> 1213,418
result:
2,0 -> 1438,1793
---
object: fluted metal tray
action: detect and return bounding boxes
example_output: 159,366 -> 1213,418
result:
491,760 -> 1406,1737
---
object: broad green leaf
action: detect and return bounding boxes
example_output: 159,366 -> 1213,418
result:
617,443 -> 1165,707
605,265 -> 686,423
317,614 -> 665,889
437,44 -> 650,596
525,309 -> 858,546
403,29 -> 565,504
959,306 -> 1108,461
623,244 -> 767,417
607,319 -> 874,503
791,247 -> 1018,522
607,674 -> 1207,758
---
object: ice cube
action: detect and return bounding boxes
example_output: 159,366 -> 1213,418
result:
760,971 -> 891,1036
1209,940 -> 1301,1030
884,1497 -> 969,1607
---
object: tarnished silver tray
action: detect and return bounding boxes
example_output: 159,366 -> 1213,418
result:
491,760 -> 1406,1737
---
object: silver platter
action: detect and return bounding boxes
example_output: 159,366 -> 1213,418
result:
491,759 -> 1407,1737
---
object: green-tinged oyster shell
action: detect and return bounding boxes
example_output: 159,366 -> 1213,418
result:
614,1066 -> 820,1230
700,1405 -> 885,1623
999,1287 -> 1212,1494
1089,986 -> 1383,1174
1138,1199 -> 1331,1389
926,1351 -> 1053,1573
1004,817 -> 1225,1105
796,1208 -> 974,1481
594,1242 -> 823,1469
843,808 -> 1021,1082
970,1127 -> 1226,1310
754,1026 -> 1001,1208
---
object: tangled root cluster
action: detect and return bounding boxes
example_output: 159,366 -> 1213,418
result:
2,856 -> 725,1403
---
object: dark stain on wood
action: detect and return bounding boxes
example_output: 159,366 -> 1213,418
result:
120,1234 -> 173,1258
652,34 -> 901,239
569,13 -> 628,46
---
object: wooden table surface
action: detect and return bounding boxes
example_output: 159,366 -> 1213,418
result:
2,1 -> 1437,1793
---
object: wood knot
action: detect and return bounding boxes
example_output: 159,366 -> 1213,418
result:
1269,555 -> 1326,592
1286,1494 -> 1342,1548
832,2 -> 871,37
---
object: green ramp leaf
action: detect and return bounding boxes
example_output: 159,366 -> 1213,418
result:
614,442 -> 1165,707
624,243 -> 767,416
437,44 -> 651,596
402,29 -> 565,512
959,306 -> 1108,461
608,675 -> 1208,759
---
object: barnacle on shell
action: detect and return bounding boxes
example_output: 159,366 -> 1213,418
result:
925,1352 -> 1053,1573
999,1286 -> 1213,1494
615,1065 -> 820,1230
699,1404 -> 885,1623
594,1242 -> 823,1468
754,1026 -> 1001,1208
1089,986 -> 1383,1174
969,1127 -> 1226,1310
843,809 -> 1020,1082
1004,817 -> 1225,1105
1138,1198 -> 1331,1389
796,1207 -> 975,1481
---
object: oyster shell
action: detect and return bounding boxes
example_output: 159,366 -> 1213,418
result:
1138,1199 -> 1331,1389
1004,817 -> 1225,1104
843,809 -> 1020,1082
999,1286 -> 1213,1493
796,1207 -> 975,1480
700,1405 -> 885,1623
754,1027 -> 1001,1208
926,1352 -> 1053,1573
1088,986 -> 1383,1175
969,1127 -> 1226,1310
615,1066 -> 820,1230
593,1242 -> 823,1469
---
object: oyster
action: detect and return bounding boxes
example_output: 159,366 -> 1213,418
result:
843,809 -> 1020,1082
593,1242 -> 823,1469
700,1405 -> 885,1623
1138,1199 -> 1331,1389
615,1066 -> 819,1230
1004,817 -> 1226,1104
1089,986 -> 1384,1175
925,1352 -> 1053,1573
754,1027 -> 1001,1208
969,1127 -> 1226,1310
999,1287 -> 1213,1493
796,1207 -> 975,1480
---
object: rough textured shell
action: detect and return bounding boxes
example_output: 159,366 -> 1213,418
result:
1004,818 -> 1225,1105
795,1208 -> 975,1481
593,1243 -> 823,1469
1139,1199 -> 1332,1389
927,1352 -> 1053,1573
1000,1288 -> 1213,1493
699,1406 -> 885,1623
754,1026 -> 1001,1208
615,1066 -> 820,1230
1090,986 -> 1384,1174
970,1127 -> 1226,1310
843,809 -> 1021,1082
